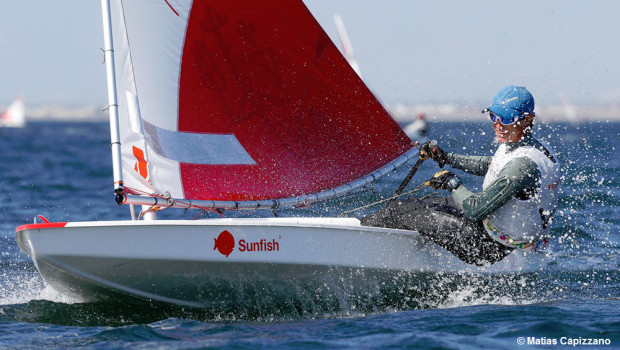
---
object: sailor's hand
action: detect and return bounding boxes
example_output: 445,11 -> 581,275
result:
419,140 -> 448,167
424,170 -> 461,191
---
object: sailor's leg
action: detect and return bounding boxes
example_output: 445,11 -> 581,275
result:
361,196 -> 458,231
361,196 -> 513,265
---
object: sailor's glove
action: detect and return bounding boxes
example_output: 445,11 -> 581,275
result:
424,170 -> 462,191
419,140 -> 448,167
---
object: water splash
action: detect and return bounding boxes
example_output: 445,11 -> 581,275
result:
0,264 -> 79,306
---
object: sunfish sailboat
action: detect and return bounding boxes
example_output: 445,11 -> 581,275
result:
1,97 -> 26,128
16,0 -> 545,308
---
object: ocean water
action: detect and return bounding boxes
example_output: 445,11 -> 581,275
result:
0,121 -> 618,349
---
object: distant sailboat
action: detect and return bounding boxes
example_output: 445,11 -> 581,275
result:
16,0 -> 545,308
404,113 -> 429,140
0,97 -> 26,128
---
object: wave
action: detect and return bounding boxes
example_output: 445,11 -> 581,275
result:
1,263 -> 617,326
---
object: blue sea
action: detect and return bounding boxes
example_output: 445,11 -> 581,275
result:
0,121 -> 618,349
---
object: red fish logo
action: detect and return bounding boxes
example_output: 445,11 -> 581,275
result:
214,230 -> 235,257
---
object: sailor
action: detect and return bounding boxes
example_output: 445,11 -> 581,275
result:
362,86 -> 561,266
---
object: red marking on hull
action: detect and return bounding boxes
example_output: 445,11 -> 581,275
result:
16,222 -> 68,232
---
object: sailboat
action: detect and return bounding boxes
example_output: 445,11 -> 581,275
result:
15,0 -> 546,308
1,97 -> 26,128
403,113 -> 429,140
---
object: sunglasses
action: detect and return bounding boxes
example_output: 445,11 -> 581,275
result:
488,111 -> 534,125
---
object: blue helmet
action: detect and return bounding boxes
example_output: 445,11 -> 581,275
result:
482,86 -> 535,125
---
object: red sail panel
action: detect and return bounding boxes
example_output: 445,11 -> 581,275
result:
178,0 -> 412,201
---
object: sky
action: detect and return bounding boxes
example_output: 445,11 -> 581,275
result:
1,0 -> 619,108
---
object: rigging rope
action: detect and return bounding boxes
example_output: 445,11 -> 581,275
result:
122,181 -> 429,219
337,184 -> 427,217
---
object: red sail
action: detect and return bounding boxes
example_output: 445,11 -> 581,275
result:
173,0 -> 412,201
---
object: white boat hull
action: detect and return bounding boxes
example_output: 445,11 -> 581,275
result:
16,218 -> 548,308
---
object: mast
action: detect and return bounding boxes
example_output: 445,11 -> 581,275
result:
100,0 -> 124,203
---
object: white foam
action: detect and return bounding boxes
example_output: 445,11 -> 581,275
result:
0,272 -> 80,305
437,285 -> 525,309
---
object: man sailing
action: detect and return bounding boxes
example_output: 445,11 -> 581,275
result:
363,86 -> 561,266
